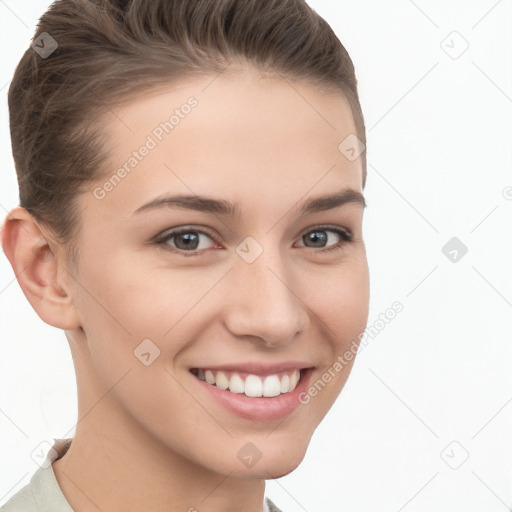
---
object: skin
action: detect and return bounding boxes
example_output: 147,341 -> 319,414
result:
2,66 -> 369,512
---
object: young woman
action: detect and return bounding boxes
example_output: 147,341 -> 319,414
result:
1,1 -> 369,511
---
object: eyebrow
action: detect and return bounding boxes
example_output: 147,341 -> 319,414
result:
133,188 -> 366,217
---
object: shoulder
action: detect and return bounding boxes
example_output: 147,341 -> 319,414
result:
0,438 -> 74,512
0,473 -> 39,512
265,496 -> 284,512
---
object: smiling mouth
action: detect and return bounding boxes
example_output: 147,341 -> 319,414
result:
189,368 -> 306,398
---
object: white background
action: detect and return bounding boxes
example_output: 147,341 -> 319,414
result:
1,1 -> 511,511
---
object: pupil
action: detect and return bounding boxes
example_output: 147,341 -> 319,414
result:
307,231 -> 326,248
176,232 -> 199,250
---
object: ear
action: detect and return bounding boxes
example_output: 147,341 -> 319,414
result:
1,206 -> 82,330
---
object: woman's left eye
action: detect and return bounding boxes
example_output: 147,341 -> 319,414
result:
154,226 -> 353,256
295,226 -> 353,253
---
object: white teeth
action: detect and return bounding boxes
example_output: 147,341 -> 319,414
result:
263,375 -> 281,397
229,374 -> 245,394
216,371 -> 229,390
289,369 -> 300,391
280,374 -> 290,393
205,370 -> 215,385
245,375 -> 263,397
195,368 -> 303,397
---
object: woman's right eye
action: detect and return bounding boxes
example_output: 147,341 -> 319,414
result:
155,228 -> 218,256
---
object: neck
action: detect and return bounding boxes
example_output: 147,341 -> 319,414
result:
53,407 -> 266,512
53,343 -> 267,512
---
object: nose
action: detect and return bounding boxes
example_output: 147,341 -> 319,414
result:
223,248 -> 310,348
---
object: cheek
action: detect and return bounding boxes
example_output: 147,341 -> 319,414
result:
296,259 -> 369,422
335,261 -> 370,342
70,260 -> 200,434
72,251 -> 219,372
76,249 -> 184,330
303,255 -> 370,340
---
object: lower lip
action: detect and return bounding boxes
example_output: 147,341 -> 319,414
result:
191,368 -> 313,421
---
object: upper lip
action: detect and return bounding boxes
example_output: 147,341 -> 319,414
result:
190,362 -> 314,376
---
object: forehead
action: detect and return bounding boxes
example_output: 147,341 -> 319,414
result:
85,70 -> 363,221
101,67 -> 358,156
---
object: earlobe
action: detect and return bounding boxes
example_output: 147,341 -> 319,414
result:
1,206 -> 82,330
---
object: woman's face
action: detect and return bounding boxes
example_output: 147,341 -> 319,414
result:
65,67 -> 369,478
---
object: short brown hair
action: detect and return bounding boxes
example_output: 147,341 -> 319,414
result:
8,0 -> 366,271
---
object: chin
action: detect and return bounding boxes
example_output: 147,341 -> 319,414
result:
227,443 -> 308,480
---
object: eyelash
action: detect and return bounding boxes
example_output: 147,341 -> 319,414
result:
154,225 -> 354,257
